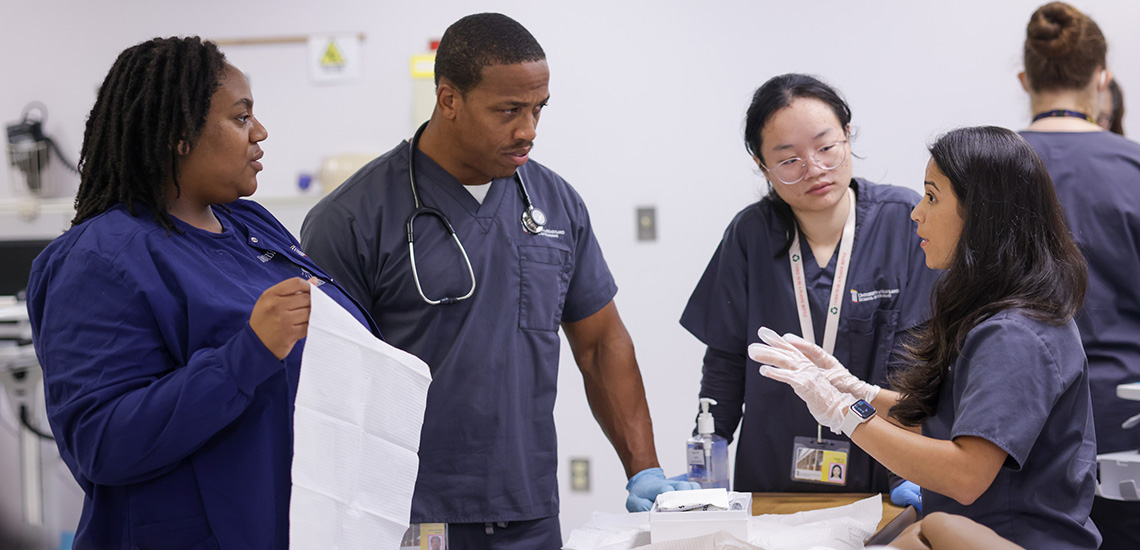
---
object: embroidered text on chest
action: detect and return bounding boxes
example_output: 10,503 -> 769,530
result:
849,288 -> 900,303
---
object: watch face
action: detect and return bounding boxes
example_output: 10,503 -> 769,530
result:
851,399 -> 876,419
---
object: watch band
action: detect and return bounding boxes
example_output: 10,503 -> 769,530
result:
840,399 -> 876,437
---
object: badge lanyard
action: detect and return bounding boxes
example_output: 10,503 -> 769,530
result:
787,187 -> 856,443
790,186 -> 856,355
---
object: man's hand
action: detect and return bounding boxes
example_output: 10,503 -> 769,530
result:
625,467 -> 702,512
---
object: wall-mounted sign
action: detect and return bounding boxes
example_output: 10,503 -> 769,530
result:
308,34 -> 361,84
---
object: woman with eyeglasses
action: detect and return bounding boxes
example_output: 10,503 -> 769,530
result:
1017,3 -> 1140,547
680,74 -> 937,497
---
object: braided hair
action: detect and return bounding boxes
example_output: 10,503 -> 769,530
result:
73,36 -> 227,231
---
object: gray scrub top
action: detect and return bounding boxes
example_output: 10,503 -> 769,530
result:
922,310 -> 1100,549
1022,130 -> 1140,455
300,141 -> 617,524
681,180 -> 937,492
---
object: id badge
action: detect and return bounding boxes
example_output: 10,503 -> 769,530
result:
791,436 -> 850,486
399,523 -> 449,550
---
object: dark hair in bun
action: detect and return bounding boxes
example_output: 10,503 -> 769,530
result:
1023,2 -> 1106,93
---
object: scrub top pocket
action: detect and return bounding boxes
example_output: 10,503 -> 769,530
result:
844,309 -> 899,383
518,244 -> 572,331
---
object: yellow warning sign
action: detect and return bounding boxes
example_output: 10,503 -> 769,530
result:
308,34 -> 360,83
321,40 -> 345,68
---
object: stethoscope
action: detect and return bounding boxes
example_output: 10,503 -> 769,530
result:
406,121 -> 547,305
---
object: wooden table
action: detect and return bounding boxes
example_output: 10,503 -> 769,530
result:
751,493 -> 906,533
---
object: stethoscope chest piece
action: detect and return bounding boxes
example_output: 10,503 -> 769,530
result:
522,206 -> 546,235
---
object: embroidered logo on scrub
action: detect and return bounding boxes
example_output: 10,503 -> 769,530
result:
300,269 -> 327,286
849,288 -> 900,304
539,228 -> 565,239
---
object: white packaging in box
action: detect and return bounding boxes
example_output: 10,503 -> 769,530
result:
649,489 -> 752,543
1097,450 -> 1140,501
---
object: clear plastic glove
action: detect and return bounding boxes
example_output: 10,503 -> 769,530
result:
769,329 -> 881,402
891,480 -> 923,513
749,333 -> 856,434
625,467 -> 701,512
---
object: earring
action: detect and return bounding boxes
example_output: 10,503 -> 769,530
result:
177,141 -> 190,155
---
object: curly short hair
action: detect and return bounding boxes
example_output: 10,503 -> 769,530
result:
434,13 -> 545,94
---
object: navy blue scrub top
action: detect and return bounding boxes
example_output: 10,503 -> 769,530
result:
680,180 -> 937,493
1022,131 -> 1140,455
922,310 -> 1100,549
27,200 -> 373,550
301,141 -> 617,524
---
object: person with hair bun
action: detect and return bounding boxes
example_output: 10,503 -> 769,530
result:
1018,3 -> 1140,547
751,126 -> 1100,549
27,37 -> 376,548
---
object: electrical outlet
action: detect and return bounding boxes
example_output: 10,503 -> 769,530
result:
570,457 -> 590,492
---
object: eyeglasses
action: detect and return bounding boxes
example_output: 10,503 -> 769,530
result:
760,139 -> 849,185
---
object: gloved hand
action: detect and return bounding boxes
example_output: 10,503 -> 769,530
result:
770,329 -> 881,403
890,480 -> 923,513
749,331 -> 856,434
625,467 -> 702,512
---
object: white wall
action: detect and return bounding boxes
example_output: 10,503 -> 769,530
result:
2,0 -> 1138,542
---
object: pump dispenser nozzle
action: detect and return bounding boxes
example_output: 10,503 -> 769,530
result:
688,397 -> 729,488
697,398 -> 718,435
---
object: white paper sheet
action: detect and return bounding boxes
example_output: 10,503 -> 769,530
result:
564,494 -> 882,550
290,286 -> 431,549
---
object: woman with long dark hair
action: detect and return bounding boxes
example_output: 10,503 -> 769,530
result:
751,126 -> 1099,548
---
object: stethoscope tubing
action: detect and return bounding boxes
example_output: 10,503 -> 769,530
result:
406,121 -> 545,305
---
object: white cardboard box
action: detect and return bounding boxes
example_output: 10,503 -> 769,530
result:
649,491 -> 751,543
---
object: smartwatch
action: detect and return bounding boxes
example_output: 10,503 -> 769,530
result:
840,399 -> 877,437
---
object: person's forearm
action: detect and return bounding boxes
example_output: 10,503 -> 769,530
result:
850,418 -> 1004,505
699,346 -> 747,442
921,512 -> 1025,549
577,334 -> 660,478
869,389 -> 921,433
871,388 -> 899,411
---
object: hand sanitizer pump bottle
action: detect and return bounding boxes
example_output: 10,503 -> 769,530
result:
687,398 -> 729,489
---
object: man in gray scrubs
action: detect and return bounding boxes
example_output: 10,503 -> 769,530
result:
301,12 -> 696,549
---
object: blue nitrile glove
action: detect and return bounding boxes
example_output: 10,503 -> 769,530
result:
890,480 -> 923,513
625,467 -> 702,512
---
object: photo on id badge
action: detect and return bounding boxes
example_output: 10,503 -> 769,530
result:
791,436 -> 849,486
399,523 -> 448,550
